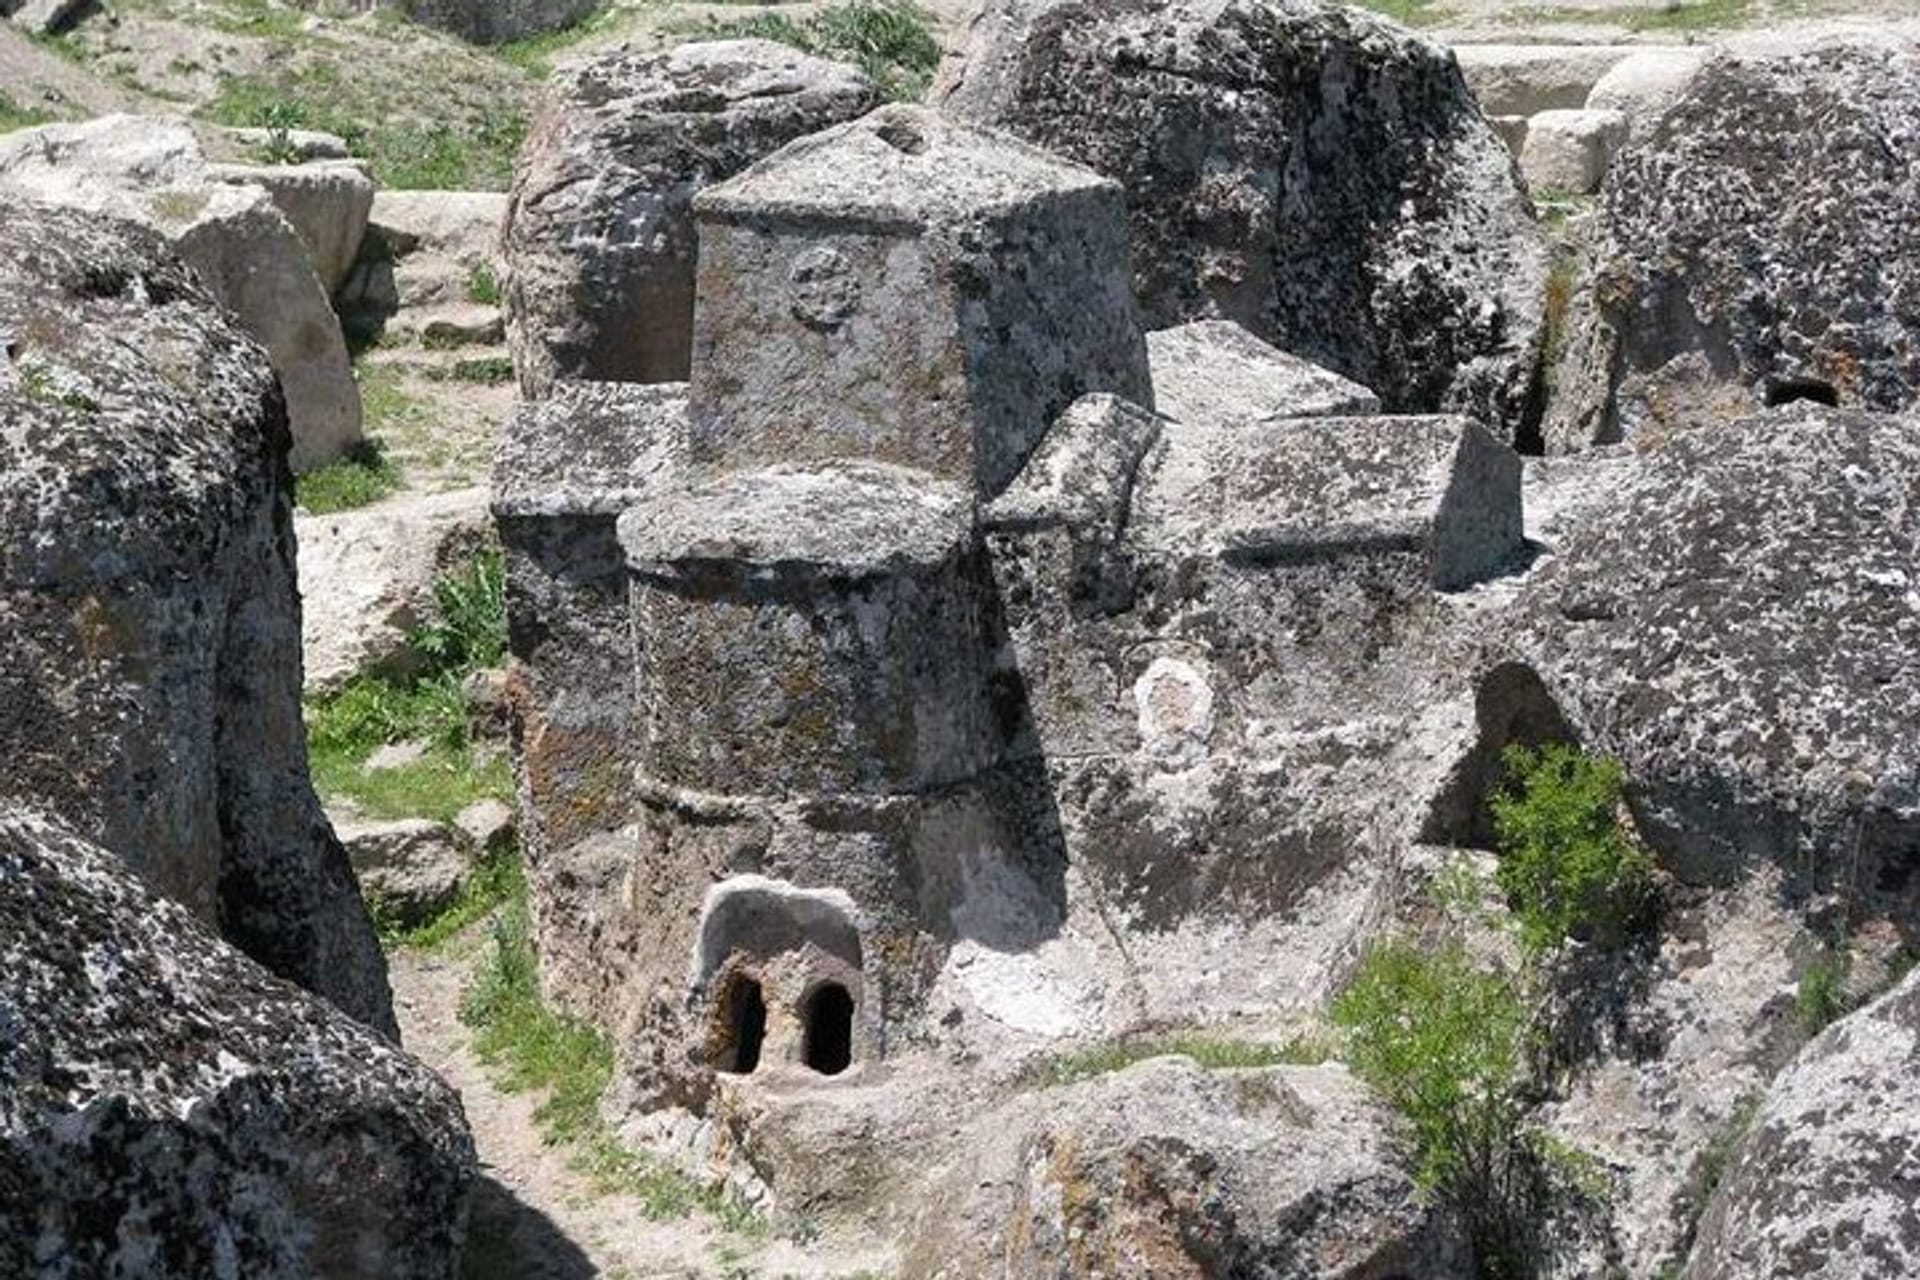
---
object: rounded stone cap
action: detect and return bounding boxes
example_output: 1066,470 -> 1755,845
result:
619,460 -> 974,580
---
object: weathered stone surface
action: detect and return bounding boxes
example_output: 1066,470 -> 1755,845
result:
1548,32 -> 1920,448
0,198 -> 394,1034
900,1058 -> 1463,1278
1518,107 -> 1625,196
1684,964 -> 1920,1280
0,806 -> 474,1280
937,0 -> 1548,439
1147,320 -> 1382,428
213,157 -> 377,295
297,486 -> 494,692
456,797 -> 516,859
503,39 -> 877,398
0,115 -> 363,471
382,0 -> 596,44
217,124 -> 355,162
337,816 -> 471,926
690,104 -> 1153,497
1454,41 -> 1635,116
1133,414 -> 1524,590
1583,46 -> 1708,137
1512,405 -> 1920,905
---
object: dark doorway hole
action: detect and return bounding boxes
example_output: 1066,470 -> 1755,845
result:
714,973 -> 767,1074
1764,377 -> 1838,408
801,983 -> 854,1076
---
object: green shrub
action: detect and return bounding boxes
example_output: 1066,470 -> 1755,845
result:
411,548 -> 507,674
295,439 -> 403,514
1333,939 -> 1558,1278
693,1 -> 940,101
1491,744 -> 1657,955
1794,946 -> 1853,1038
0,92 -> 54,134
467,261 -> 502,306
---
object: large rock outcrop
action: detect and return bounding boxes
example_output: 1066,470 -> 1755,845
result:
383,0 -> 598,44
0,806 -> 474,1280
1511,405 -> 1920,911
0,115 -> 363,470
502,39 -> 877,398
1684,964 -> 1920,1280
900,1057 -> 1463,1279
936,0 -> 1548,439
1547,30 -> 1920,450
0,198 -> 394,1033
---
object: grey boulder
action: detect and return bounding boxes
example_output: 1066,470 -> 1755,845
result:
0,197 -> 394,1034
937,0 -> 1549,441
502,39 -> 877,398
0,805 -> 475,1280
1548,30 -> 1920,449
1685,964 -> 1920,1280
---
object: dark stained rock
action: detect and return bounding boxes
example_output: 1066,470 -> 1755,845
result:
383,0 -> 597,44
0,198 -> 394,1034
1512,405 -> 1920,911
1684,963 -> 1920,1280
937,0 -> 1548,441
1547,30 -> 1920,450
0,805 -> 474,1280
502,39 -> 877,398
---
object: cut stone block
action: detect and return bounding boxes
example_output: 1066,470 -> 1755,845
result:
1133,415 -> 1524,590
620,462 -> 995,798
1147,320 -> 1381,430
687,104 -> 1153,498
1490,114 -> 1530,159
1585,47 -> 1710,137
1454,43 -> 1636,116
1520,108 -> 1629,196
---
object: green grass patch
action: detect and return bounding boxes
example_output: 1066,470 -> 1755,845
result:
1350,0 -> 1444,23
493,3 -> 619,77
359,361 -> 435,434
295,438 -> 403,513
467,261 -> 502,306
442,356 -> 516,385
0,92 -> 54,134
200,71 -> 527,190
1491,744 -> 1658,956
1036,1032 -> 1330,1088
1794,945 -> 1853,1038
689,1 -> 941,102
305,550 -> 512,822
462,884 -> 754,1222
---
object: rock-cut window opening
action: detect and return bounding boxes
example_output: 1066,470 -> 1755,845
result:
715,973 -> 767,1074
802,982 -> 855,1076
1764,377 -> 1839,408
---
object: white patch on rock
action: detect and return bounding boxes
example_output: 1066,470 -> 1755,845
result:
1134,656 -> 1215,766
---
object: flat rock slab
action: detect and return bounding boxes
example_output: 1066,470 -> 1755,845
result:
1147,319 -> 1381,428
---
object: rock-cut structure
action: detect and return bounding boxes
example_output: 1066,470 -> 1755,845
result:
496,98 -> 1524,1198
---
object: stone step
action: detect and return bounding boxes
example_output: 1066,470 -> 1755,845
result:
383,302 -> 505,350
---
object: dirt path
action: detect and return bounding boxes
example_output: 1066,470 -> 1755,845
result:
389,933 -> 889,1280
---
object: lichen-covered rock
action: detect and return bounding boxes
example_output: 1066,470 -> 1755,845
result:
0,114 -> 364,470
1547,30 -> 1920,449
899,1057 -> 1464,1279
1684,963 -> 1920,1280
502,40 -> 877,398
0,198 -> 394,1034
0,806 -> 474,1280
336,816 -> 473,928
1512,405 -> 1920,909
937,0 -> 1548,439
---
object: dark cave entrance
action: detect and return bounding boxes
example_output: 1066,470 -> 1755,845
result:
1764,377 -> 1838,408
714,973 -> 767,1075
801,982 -> 854,1076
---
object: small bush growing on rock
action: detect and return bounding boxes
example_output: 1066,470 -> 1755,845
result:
295,439 -> 403,513
1332,940 -> 1572,1279
1491,744 -> 1657,955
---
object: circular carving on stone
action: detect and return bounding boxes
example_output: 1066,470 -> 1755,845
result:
787,246 -> 860,331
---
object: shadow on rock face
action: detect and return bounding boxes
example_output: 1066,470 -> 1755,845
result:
459,1177 -> 597,1280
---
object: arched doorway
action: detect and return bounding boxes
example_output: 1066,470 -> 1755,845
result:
801,982 -> 854,1076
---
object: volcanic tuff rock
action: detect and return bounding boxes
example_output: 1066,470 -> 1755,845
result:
1510,405 -> 1920,908
0,198 -> 394,1033
502,39 -> 878,398
0,807 -> 474,1280
1684,963 -> 1920,1280
936,0 -> 1549,440
900,1057 -> 1464,1279
0,115 -> 363,470
1547,30 -> 1920,449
